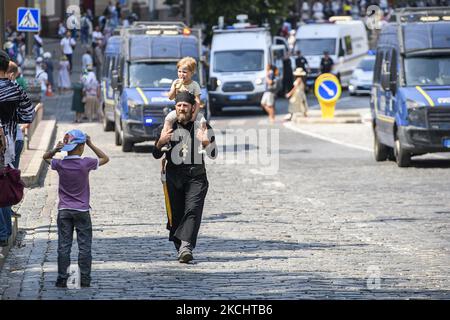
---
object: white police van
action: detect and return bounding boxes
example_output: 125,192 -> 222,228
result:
295,17 -> 369,87
208,15 -> 287,114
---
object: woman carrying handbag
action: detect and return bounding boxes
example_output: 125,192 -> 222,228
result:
0,50 -> 35,247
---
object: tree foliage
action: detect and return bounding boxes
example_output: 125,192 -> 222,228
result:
165,0 -> 296,42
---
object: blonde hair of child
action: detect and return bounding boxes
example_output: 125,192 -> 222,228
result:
177,57 -> 196,74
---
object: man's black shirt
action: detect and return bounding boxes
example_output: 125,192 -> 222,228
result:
320,57 -> 334,74
153,120 -> 217,170
295,56 -> 309,70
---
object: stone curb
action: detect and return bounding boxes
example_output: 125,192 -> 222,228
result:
21,120 -> 57,187
0,217 -> 18,270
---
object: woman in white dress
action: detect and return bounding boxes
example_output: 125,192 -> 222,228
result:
58,55 -> 71,94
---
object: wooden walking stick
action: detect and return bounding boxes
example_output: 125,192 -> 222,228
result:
161,157 -> 172,227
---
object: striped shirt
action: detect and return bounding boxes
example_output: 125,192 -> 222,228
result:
0,78 -> 34,137
0,78 -> 34,165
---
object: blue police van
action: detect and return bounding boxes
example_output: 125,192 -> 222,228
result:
111,22 -> 209,152
102,35 -> 121,132
371,8 -> 450,167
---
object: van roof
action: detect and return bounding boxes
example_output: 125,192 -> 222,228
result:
212,31 -> 270,51
126,35 -> 199,60
379,21 -> 450,53
296,21 -> 365,38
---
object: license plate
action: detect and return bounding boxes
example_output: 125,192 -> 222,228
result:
229,95 -> 247,101
443,139 -> 450,148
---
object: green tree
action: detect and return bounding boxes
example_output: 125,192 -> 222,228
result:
165,0 -> 296,42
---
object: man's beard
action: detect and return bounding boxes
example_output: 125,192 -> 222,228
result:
176,110 -> 192,123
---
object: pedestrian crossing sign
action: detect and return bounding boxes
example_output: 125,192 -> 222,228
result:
17,7 -> 41,32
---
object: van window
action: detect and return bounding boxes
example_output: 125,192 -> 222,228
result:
405,55 -> 450,86
296,39 -> 336,56
390,50 -> 397,83
373,50 -> 384,84
213,50 -> 264,72
338,39 -> 345,57
358,58 -> 375,71
128,62 -> 200,88
344,36 -> 353,55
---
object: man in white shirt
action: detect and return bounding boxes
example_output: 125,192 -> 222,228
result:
33,32 -> 43,58
313,1 -> 324,21
82,48 -> 93,72
82,65 -> 100,122
35,61 -> 49,101
92,26 -> 104,49
60,31 -> 76,72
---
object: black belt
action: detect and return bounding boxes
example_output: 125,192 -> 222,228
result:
168,165 -> 206,178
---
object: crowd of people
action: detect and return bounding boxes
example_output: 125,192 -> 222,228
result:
1,2 -> 134,253
1,1 -> 134,125
295,0 -> 450,25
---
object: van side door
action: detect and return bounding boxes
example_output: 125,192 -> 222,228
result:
106,56 -> 116,104
371,49 -> 382,122
273,36 -> 289,52
341,35 -> 353,82
373,49 -> 387,145
377,48 -> 396,146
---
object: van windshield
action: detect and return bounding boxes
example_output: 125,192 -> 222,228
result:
296,39 -> 336,56
129,62 -> 200,88
213,50 -> 264,72
358,58 -> 375,71
405,55 -> 450,86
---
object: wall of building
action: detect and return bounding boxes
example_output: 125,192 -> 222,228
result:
5,0 -> 27,27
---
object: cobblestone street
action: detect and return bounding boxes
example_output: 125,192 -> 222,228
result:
1,93 -> 449,298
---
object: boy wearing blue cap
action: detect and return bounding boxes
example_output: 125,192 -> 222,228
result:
43,129 -> 109,288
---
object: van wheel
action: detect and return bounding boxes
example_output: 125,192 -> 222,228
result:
374,132 -> 388,161
115,124 -> 122,146
210,105 -> 222,117
394,136 -> 411,167
103,115 -> 114,132
121,136 -> 134,152
387,148 -> 395,161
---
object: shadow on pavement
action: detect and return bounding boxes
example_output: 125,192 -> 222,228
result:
410,159 -> 450,169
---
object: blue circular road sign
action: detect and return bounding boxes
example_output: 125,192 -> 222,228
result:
318,80 -> 338,100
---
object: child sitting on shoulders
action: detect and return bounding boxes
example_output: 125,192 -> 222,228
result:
162,57 -> 207,153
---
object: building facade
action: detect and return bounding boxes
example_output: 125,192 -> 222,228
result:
4,0 -> 184,38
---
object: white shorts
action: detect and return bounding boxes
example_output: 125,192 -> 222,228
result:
261,92 -> 275,107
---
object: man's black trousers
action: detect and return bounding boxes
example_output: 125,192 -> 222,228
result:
166,169 -> 209,249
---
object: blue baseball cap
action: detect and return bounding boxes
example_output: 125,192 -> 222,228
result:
61,129 -> 86,152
